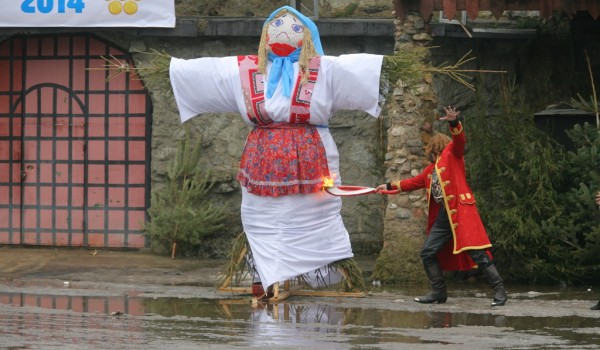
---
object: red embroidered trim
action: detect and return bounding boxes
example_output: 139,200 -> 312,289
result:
290,57 -> 321,124
237,123 -> 330,197
237,55 -> 272,126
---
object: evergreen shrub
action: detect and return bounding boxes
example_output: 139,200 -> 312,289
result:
144,130 -> 226,257
466,79 -> 600,285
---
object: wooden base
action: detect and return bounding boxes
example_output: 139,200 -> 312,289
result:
217,286 -> 253,294
217,282 -> 365,303
287,289 -> 366,298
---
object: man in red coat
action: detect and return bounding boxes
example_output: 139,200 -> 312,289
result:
377,106 -> 507,307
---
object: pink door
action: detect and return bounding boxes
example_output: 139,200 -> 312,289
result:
0,34 -> 150,248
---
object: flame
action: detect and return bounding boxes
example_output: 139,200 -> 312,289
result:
322,176 -> 335,189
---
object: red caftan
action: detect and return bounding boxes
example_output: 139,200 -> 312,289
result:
392,122 -> 492,271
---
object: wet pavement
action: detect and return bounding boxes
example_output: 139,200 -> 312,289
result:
1,247 -> 600,349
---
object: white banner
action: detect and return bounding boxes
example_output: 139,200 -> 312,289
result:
0,0 -> 175,27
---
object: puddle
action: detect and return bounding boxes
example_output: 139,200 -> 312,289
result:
1,290 -> 599,349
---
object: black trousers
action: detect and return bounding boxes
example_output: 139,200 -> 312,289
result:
420,206 -> 491,267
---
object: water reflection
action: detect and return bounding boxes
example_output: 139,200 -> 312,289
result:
1,291 -> 599,349
2,291 -> 599,332
246,303 -> 349,348
0,291 -> 144,315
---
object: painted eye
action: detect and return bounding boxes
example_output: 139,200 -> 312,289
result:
292,24 -> 304,33
270,19 -> 283,27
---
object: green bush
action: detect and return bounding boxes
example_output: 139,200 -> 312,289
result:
551,124 -> 600,282
144,130 -> 226,257
465,78 -> 600,285
466,80 -> 565,284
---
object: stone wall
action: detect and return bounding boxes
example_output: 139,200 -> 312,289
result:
372,14 -> 438,283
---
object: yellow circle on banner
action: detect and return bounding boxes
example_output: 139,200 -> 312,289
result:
123,1 -> 138,15
108,1 -> 122,15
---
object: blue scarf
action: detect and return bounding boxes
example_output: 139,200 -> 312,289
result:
266,48 -> 301,99
264,6 -> 324,99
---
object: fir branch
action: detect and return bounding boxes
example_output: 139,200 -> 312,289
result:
585,50 -> 599,130
585,50 -> 600,130
570,50 -> 600,133
89,49 -> 172,90
568,50 -> 599,130
570,94 -> 597,113
382,45 -> 429,88
383,48 -> 507,91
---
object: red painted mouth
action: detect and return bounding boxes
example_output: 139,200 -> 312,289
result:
269,43 -> 296,56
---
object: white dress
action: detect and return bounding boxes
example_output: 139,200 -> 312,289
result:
169,54 -> 383,288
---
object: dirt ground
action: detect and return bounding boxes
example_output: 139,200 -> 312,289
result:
0,246 -> 226,287
2,245 -> 600,317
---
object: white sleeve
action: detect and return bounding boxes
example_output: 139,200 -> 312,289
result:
169,56 -> 241,123
329,54 -> 383,118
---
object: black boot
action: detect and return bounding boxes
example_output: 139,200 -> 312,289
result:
483,264 -> 507,307
415,261 -> 447,304
591,301 -> 600,310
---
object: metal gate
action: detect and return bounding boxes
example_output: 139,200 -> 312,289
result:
0,34 -> 151,248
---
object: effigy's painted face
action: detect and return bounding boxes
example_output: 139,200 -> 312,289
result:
266,12 -> 305,56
